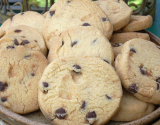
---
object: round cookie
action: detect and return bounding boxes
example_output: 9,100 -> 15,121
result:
110,32 -> 150,57
38,57 -> 122,125
0,11 -> 45,35
5,25 -> 47,56
0,35 -> 41,52
122,15 -> 153,32
95,0 -> 133,31
43,0 -> 113,49
112,89 -> 155,121
115,38 -> 160,104
0,46 -> 48,114
48,26 -> 114,64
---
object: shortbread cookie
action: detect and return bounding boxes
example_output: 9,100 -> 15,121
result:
95,0 -> 132,31
0,46 -> 48,114
111,32 -> 150,57
122,15 -> 153,32
48,26 -> 114,64
5,25 -> 47,56
43,0 -> 113,49
115,38 -> 160,104
39,57 -> 122,125
0,35 -> 41,52
0,11 -> 45,35
112,89 -> 155,121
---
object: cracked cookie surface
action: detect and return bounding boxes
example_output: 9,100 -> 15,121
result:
0,46 -> 48,114
115,38 -> 160,104
48,26 -> 114,64
4,25 -> 47,56
43,0 -> 113,49
38,57 -> 122,125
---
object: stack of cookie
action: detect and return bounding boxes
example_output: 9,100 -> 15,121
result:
0,0 -> 158,124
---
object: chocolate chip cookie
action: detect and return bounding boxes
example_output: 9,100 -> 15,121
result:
111,32 -> 150,57
38,57 -> 122,125
48,26 -> 114,64
5,25 -> 47,56
43,0 -> 113,49
0,11 -> 45,35
0,46 -> 48,114
115,38 -> 160,104
95,0 -> 133,31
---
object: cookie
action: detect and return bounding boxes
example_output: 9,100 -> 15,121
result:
43,0 -> 113,49
0,46 -> 48,114
122,15 -> 153,32
0,35 -> 41,53
95,0 -> 133,31
112,89 -> 155,121
38,57 -> 122,125
5,25 -> 47,56
48,26 -> 114,64
111,32 -> 150,57
115,38 -> 160,104
0,11 -> 45,35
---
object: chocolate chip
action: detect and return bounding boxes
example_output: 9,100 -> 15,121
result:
156,77 -> 160,83
71,41 -> 78,47
86,111 -> 97,124
62,41 -> 64,47
67,0 -> 71,3
24,55 -> 31,58
4,83 -> 8,89
129,83 -> 138,93
14,30 -> 22,33
92,39 -> 98,44
73,64 -> 81,69
82,23 -> 90,26
34,40 -> 37,43
21,12 -> 24,15
55,108 -> 66,119
102,17 -> 108,22
50,11 -> 55,16
81,101 -> 86,109
130,48 -> 136,53
140,67 -> 146,75
1,97 -> 7,102
31,73 -> 35,76
21,40 -> 29,45
43,82 -> 49,87
14,38 -> 19,45
103,59 -> 110,64
157,83 -> 160,90
43,90 -> 48,94
6,46 -> 15,49
118,0 -> 120,2
105,95 -> 112,100
0,82 -> 4,91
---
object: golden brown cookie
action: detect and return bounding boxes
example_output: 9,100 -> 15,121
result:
95,0 -> 133,31
115,38 -> 160,104
110,32 -> 150,57
122,15 -> 153,32
0,46 -> 48,114
48,26 -> 114,64
39,57 -> 122,125
43,0 -> 113,49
